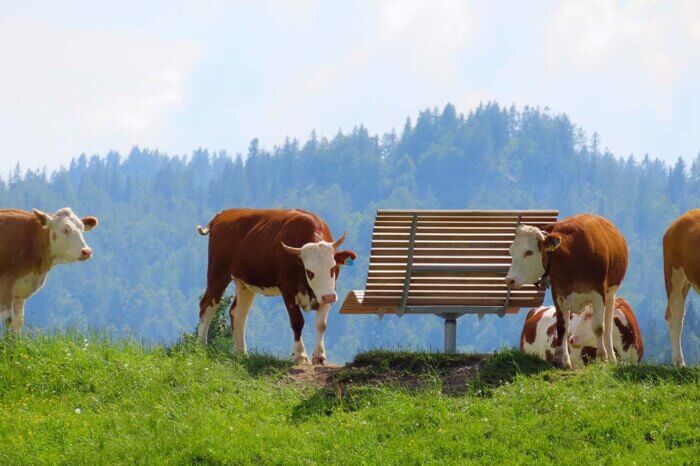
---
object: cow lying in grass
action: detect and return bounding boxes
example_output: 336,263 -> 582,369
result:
0,208 -> 98,334
521,297 -> 643,368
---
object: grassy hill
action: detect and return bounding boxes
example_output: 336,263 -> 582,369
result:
0,335 -> 698,465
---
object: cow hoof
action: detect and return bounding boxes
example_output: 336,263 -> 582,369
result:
312,355 -> 327,366
294,354 -> 311,365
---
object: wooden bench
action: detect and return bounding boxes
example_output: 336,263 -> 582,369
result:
339,209 -> 559,352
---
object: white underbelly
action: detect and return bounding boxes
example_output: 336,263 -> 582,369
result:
557,291 -> 602,314
234,277 -> 282,297
13,272 -> 47,300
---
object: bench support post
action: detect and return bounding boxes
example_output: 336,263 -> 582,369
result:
443,314 -> 458,353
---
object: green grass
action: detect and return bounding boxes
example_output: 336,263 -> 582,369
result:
0,335 -> 698,465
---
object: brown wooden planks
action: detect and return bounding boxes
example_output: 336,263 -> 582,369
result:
338,209 -> 558,316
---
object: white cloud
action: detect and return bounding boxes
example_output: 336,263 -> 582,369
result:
377,0 -> 475,79
0,15 -> 199,171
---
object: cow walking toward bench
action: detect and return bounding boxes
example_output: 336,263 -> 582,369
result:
196,208 -> 356,365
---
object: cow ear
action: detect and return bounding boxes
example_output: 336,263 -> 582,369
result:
335,250 -> 357,266
82,216 -> 99,231
33,209 -> 51,228
541,233 -> 561,252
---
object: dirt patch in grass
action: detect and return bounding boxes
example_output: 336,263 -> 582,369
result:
285,350 -> 502,395
287,364 -> 344,388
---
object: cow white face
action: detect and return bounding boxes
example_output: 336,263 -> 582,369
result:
568,308 -> 595,348
34,208 -> 98,264
282,232 -> 357,305
505,225 -> 560,289
298,242 -> 339,304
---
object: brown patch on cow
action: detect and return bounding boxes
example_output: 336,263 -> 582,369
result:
520,308 -> 546,349
545,349 -> 555,363
614,318 -> 632,350
614,297 -> 644,361
581,346 -> 597,364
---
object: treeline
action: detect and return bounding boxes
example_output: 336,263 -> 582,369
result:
1,103 -> 698,363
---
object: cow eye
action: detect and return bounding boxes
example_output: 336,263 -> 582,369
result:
62,228 -> 70,235
524,250 -> 533,257
306,270 -> 315,280
330,267 -> 335,278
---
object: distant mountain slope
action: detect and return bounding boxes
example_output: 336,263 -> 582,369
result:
1,103 -> 699,363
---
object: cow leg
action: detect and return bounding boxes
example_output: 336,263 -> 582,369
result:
311,303 -> 331,365
285,300 -> 309,364
10,299 -> 25,334
197,275 -> 231,344
665,267 -> 690,366
589,292 -> 609,362
603,289 -> 618,363
231,282 -> 255,354
0,282 -> 13,335
569,347 -> 584,369
553,302 -> 572,369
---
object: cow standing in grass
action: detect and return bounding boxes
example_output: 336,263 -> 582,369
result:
196,208 -> 356,365
663,209 -> 700,366
506,214 -> 628,369
0,208 -> 98,333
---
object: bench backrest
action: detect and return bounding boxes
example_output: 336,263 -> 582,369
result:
348,209 -> 559,315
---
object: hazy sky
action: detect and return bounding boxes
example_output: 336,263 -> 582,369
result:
1,0 -> 699,174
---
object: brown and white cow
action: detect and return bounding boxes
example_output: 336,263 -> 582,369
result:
0,208 -> 98,333
520,298 -> 642,368
568,297 -> 643,366
506,214 -> 628,369
196,208 -> 356,365
663,209 -> 700,366
520,307 -> 598,368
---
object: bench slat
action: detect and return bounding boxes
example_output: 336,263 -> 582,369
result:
377,209 -> 558,216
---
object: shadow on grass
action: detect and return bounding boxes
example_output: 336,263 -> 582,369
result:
290,349 -> 477,422
336,349 -> 486,384
291,384 -> 386,424
612,364 -> 699,385
168,334 -> 293,378
468,349 -> 552,396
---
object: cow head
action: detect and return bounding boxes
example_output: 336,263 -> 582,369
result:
505,225 -> 561,288
281,230 -> 357,305
33,207 -> 99,264
568,308 -> 595,349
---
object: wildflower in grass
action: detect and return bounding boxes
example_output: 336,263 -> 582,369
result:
75,408 -> 82,414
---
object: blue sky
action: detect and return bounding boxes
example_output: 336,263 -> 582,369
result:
1,0 -> 699,173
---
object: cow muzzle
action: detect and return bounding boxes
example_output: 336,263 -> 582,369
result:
504,277 -> 522,289
79,248 -> 93,261
321,293 -> 337,304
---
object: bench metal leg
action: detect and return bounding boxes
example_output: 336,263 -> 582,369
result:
444,316 -> 457,353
